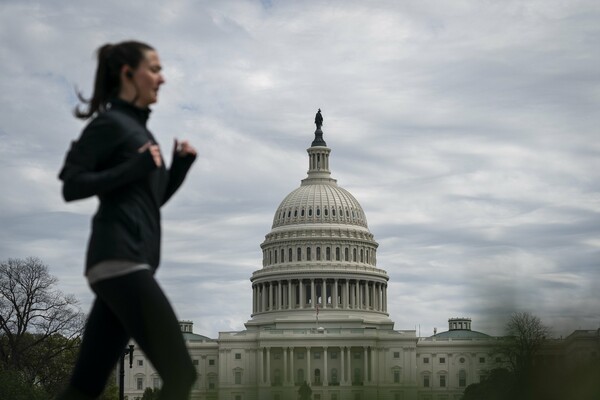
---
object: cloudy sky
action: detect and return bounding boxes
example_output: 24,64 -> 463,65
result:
1,0 -> 598,339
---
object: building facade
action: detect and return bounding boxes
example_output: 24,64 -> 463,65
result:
122,117 -> 599,400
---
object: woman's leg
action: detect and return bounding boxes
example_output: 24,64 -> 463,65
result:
57,298 -> 129,399
91,270 -> 196,400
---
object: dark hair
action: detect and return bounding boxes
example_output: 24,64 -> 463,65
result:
74,40 -> 154,119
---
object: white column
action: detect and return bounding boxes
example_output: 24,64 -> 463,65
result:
333,279 -> 338,308
288,280 -> 292,309
283,347 -> 288,384
269,283 -> 273,311
290,347 -> 295,384
278,281 -> 283,310
363,347 -> 368,383
340,346 -> 345,384
307,347 -> 311,384
323,347 -> 328,386
299,280 -> 305,309
310,279 -> 315,308
261,284 -> 266,312
259,347 -> 264,384
358,281 -> 362,309
346,347 -> 351,383
344,280 -> 349,309
266,347 -> 271,386
371,347 -> 376,384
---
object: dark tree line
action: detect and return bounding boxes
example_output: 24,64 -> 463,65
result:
0,257 -> 118,399
462,311 -> 600,400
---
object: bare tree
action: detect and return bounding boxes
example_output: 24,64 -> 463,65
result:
501,311 -> 549,376
0,257 -> 85,390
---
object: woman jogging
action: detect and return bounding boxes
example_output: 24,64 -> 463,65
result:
57,40 -> 197,400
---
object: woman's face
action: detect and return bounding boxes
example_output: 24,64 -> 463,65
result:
130,50 -> 165,108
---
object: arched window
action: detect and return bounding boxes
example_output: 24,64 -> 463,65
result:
301,209 -> 305,217
297,247 -> 302,261
332,208 -> 336,216
274,251 -> 277,263
353,248 -> 357,262
326,247 -> 331,261
345,248 -> 349,261
316,208 -> 321,217
307,247 -> 312,261
331,368 -> 338,384
287,210 -> 291,218
288,248 -> 292,263
294,209 -> 298,217
274,369 -> 282,386
314,368 -> 321,384
316,247 -> 321,261
335,247 -> 340,261
281,249 -> 285,262
360,249 -> 364,262
324,208 -> 328,216
309,208 -> 313,217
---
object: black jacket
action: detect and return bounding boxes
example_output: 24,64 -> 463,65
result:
59,99 -> 196,271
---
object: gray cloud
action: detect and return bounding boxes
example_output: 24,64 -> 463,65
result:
1,0 -> 599,339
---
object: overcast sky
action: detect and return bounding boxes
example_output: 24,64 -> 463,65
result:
1,0 -> 599,339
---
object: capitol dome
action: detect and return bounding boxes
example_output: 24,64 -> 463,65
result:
247,113 -> 393,330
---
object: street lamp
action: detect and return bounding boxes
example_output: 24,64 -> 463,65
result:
119,344 -> 135,400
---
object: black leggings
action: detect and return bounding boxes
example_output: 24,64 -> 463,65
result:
58,270 -> 196,400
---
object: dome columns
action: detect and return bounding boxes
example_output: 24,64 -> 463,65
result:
250,277 -> 388,315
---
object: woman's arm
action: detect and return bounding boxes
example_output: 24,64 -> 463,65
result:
162,139 -> 196,205
58,117 -> 157,202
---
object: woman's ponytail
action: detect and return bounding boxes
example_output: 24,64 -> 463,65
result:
74,41 -> 153,120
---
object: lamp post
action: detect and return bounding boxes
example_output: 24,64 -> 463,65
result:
119,344 -> 135,400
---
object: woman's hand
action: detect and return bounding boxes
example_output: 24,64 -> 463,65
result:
138,141 -> 162,167
173,139 -> 197,157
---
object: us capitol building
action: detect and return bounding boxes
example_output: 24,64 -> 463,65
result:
123,112 -> 598,400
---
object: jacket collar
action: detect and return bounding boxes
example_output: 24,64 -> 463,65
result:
108,98 -> 152,125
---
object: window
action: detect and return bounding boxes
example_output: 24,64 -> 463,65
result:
298,352 -> 305,359
439,357 -> 445,364
309,208 -> 313,217
316,208 -> 321,216
336,247 -> 340,261
297,368 -> 304,384
439,375 -> 446,387
316,247 -> 321,260
297,247 -> 302,261
459,357 -> 465,364
137,359 -> 144,367
136,377 -> 143,390
234,371 -> 242,384
459,370 -> 466,387
153,378 -> 160,389
208,375 -> 216,390
353,352 -> 361,359
324,208 -> 328,216
423,357 -> 429,364
326,247 -> 331,260
209,359 -> 215,366
314,352 -> 321,359
331,368 -> 338,384
353,248 -> 357,262
281,249 -> 284,262
344,248 -> 349,261
479,357 -> 485,364
273,352 -> 281,360
423,375 -> 430,387
393,352 -> 400,359
314,369 -> 321,384
331,351 -> 338,359
289,248 -> 292,262
307,247 -> 312,261
192,359 -> 199,366
394,370 -> 400,383
235,353 -> 242,360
